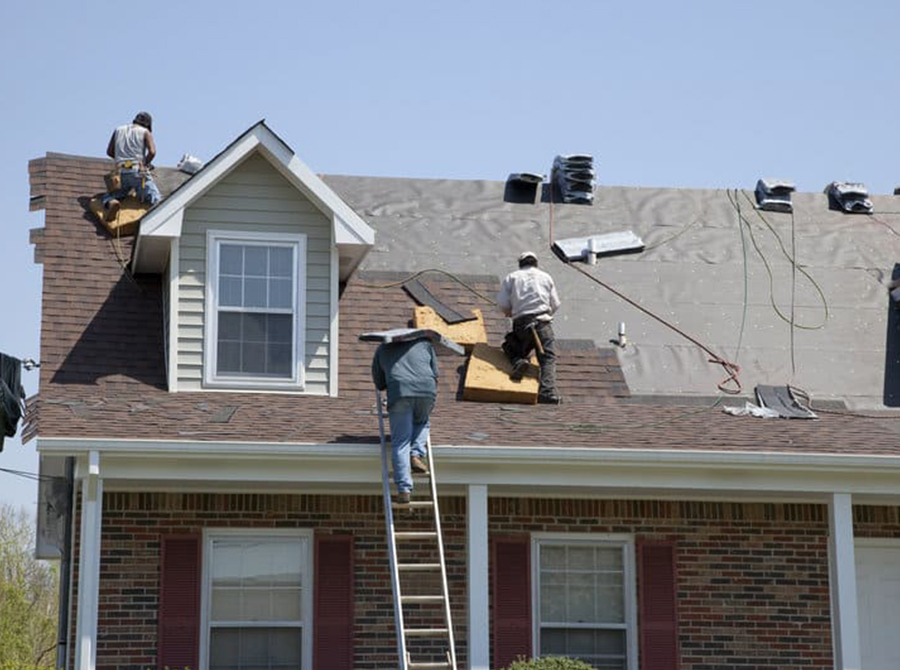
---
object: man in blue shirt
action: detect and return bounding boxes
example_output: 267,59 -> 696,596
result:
371,338 -> 439,504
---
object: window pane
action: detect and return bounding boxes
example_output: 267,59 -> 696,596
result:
267,344 -> 292,377
218,342 -> 241,374
244,246 -> 268,276
242,342 -> 266,374
243,589 -> 270,620
569,546 -> 595,570
272,588 -> 303,620
220,276 -> 243,307
211,587 -> 241,620
271,540 -> 302,587
210,627 -> 301,670
244,277 -> 267,308
270,247 -> 293,277
269,278 -> 293,309
219,313 -> 242,341
212,542 -> 243,586
541,582 -> 566,621
268,314 -> 293,343
221,245 -> 243,275
596,548 -> 623,571
542,545 -> 566,570
596,586 -> 624,622
568,573 -> 596,621
243,313 -> 267,343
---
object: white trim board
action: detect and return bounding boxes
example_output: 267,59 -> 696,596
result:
41,438 -> 900,499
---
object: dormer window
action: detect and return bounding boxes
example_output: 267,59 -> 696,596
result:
204,230 -> 307,389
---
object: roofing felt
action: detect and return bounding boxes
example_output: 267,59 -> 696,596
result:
23,151 -> 900,455
322,174 -> 900,410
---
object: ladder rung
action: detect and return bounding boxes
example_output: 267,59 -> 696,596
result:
392,501 -> 434,510
404,627 -> 449,637
394,531 -> 438,540
401,594 -> 445,604
398,563 -> 441,571
409,662 -> 452,669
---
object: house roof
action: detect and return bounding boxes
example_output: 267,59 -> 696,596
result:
25,151 -> 900,456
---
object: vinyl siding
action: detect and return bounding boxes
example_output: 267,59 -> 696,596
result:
177,152 -> 332,394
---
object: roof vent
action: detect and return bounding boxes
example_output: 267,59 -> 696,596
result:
507,172 -> 545,185
893,186 -> 900,196
552,154 -> 595,204
755,178 -> 795,213
826,181 -> 873,214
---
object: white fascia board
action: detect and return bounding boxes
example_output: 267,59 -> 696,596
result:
35,437 -> 900,497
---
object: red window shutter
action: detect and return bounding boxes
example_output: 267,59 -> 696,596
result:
314,534 -> 354,670
492,535 -> 532,669
637,540 -> 679,670
158,534 -> 201,670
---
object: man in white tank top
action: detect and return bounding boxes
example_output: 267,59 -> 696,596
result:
101,111 -> 161,218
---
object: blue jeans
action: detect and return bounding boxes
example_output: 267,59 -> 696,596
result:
388,397 -> 434,494
102,169 -> 161,206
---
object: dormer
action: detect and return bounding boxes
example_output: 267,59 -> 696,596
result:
132,122 -> 374,395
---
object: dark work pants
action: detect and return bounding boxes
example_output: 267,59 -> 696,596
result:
502,317 -> 558,398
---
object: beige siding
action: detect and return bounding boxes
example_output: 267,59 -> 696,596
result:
177,152 -> 333,394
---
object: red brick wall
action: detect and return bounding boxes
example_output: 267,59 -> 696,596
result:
67,494 -> 900,669
71,492 -> 467,670
488,499 -> 834,669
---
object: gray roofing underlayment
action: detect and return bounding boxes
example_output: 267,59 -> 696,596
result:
322,175 -> 900,410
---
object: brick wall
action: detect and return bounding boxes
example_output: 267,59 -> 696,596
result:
67,494 -> 900,669
488,499 -> 834,669
71,492 -> 467,670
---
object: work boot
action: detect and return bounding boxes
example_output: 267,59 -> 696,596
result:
396,491 -> 411,505
509,360 -> 529,382
538,393 -> 562,405
105,199 -> 120,222
411,456 -> 429,474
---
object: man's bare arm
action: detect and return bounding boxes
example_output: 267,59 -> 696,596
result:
144,131 -> 157,166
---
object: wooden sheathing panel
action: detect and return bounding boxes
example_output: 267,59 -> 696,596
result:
463,343 -> 538,404
413,305 -> 487,350
88,195 -> 148,237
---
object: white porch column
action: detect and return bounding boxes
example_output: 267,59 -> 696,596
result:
75,452 -> 103,670
829,493 -> 861,670
467,484 -> 489,670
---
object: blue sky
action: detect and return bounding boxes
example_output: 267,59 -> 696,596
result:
1,0 -> 899,508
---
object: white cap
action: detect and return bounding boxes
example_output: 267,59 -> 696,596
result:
518,251 -> 538,263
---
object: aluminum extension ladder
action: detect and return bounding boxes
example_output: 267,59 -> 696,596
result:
376,390 -> 458,670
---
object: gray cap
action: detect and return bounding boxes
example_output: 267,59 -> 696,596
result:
518,251 -> 538,263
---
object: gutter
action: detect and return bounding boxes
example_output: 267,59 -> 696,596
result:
35,436 -> 900,473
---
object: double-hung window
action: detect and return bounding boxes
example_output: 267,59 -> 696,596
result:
205,231 -> 306,389
203,531 -> 312,670
534,537 -> 637,669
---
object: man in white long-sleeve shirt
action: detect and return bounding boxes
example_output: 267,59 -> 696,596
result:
496,251 -> 562,403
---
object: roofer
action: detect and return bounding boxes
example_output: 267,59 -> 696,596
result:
371,338 -> 438,504
497,251 -> 562,404
101,111 -> 161,220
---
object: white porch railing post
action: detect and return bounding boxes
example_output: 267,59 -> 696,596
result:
467,484 -> 490,670
74,451 -> 102,670
829,493 -> 861,670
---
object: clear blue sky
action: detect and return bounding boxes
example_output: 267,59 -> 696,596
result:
1,0 -> 899,508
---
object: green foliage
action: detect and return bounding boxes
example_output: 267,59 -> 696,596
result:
501,656 -> 597,670
0,505 -> 58,669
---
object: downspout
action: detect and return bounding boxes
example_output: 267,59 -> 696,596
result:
56,457 -> 74,669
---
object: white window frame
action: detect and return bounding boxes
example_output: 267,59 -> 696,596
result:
204,230 -> 307,390
531,533 -> 638,670
199,528 -> 314,670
